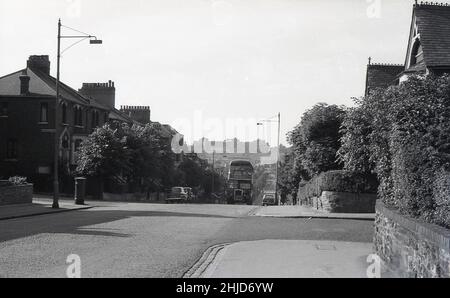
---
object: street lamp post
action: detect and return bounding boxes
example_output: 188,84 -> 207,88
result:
52,19 -> 102,209
212,150 -> 215,196
257,112 -> 281,205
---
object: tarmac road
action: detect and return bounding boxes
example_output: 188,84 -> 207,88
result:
0,201 -> 373,277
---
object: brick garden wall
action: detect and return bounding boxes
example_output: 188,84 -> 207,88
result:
0,184 -> 33,205
374,201 -> 450,278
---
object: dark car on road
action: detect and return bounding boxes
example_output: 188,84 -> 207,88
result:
166,187 -> 188,204
262,193 -> 277,206
166,187 -> 196,203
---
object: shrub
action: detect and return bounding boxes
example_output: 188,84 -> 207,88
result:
339,74 -> 450,227
8,176 -> 28,185
297,170 -> 378,203
432,170 -> 450,228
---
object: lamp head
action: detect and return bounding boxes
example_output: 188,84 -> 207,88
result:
90,39 -> 102,44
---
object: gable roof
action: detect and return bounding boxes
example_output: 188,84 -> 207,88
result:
0,67 -> 109,110
365,63 -> 404,95
413,3 -> 450,68
109,107 -> 135,124
0,68 -> 55,97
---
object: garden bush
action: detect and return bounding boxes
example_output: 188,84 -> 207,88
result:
433,169 -> 450,228
7,176 -> 28,186
339,74 -> 450,228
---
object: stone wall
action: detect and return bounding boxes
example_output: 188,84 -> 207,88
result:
374,201 -> 450,278
305,191 -> 377,213
0,184 -> 33,205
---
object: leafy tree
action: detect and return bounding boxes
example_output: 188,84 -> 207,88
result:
76,124 -> 131,180
76,122 -> 178,197
201,169 -> 224,196
288,103 -> 346,179
176,155 -> 205,188
278,149 -> 302,204
122,123 -> 175,193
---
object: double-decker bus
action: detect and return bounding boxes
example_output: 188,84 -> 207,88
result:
226,160 -> 254,205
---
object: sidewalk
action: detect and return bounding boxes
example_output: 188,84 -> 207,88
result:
251,205 -> 375,220
185,240 -> 393,278
0,198 -> 92,221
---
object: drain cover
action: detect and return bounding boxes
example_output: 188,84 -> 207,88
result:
315,244 -> 337,251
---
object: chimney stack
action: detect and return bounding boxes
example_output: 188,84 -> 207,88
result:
19,71 -> 30,95
27,55 -> 50,75
119,105 -> 151,124
78,81 -> 116,109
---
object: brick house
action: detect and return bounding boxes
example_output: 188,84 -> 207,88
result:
365,2 -> 450,94
0,55 -> 133,193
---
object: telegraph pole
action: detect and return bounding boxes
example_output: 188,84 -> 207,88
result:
52,19 -> 61,209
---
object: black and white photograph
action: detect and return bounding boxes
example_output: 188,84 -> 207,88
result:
0,0 -> 449,285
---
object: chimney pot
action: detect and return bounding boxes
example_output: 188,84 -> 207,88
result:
19,73 -> 31,95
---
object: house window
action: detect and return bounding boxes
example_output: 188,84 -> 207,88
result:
79,107 -> 83,126
74,106 -> 83,126
410,40 -> 424,66
62,103 -> 67,124
6,139 -> 18,159
62,133 -> 69,149
92,110 -> 99,127
72,138 -> 84,163
74,139 -> 83,151
0,102 -> 8,116
40,102 -> 48,123
73,107 -> 77,125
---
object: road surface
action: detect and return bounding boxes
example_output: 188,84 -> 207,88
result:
0,201 -> 373,277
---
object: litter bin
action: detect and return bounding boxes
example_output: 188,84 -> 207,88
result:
74,177 -> 87,205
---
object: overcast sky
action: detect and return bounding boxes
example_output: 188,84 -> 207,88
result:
1,0 -> 442,145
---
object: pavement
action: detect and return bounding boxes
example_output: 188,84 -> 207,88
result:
185,240 -> 374,278
251,205 -> 375,220
0,198 -> 92,221
182,206 -> 383,278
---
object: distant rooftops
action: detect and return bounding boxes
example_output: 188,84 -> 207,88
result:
82,81 -> 115,88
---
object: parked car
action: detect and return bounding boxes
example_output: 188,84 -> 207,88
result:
262,193 -> 277,206
166,187 -> 189,203
183,187 -> 196,201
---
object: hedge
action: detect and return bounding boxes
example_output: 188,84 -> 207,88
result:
297,170 -> 378,202
339,74 -> 450,228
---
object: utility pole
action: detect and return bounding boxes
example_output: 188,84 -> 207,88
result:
52,19 -> 61,209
